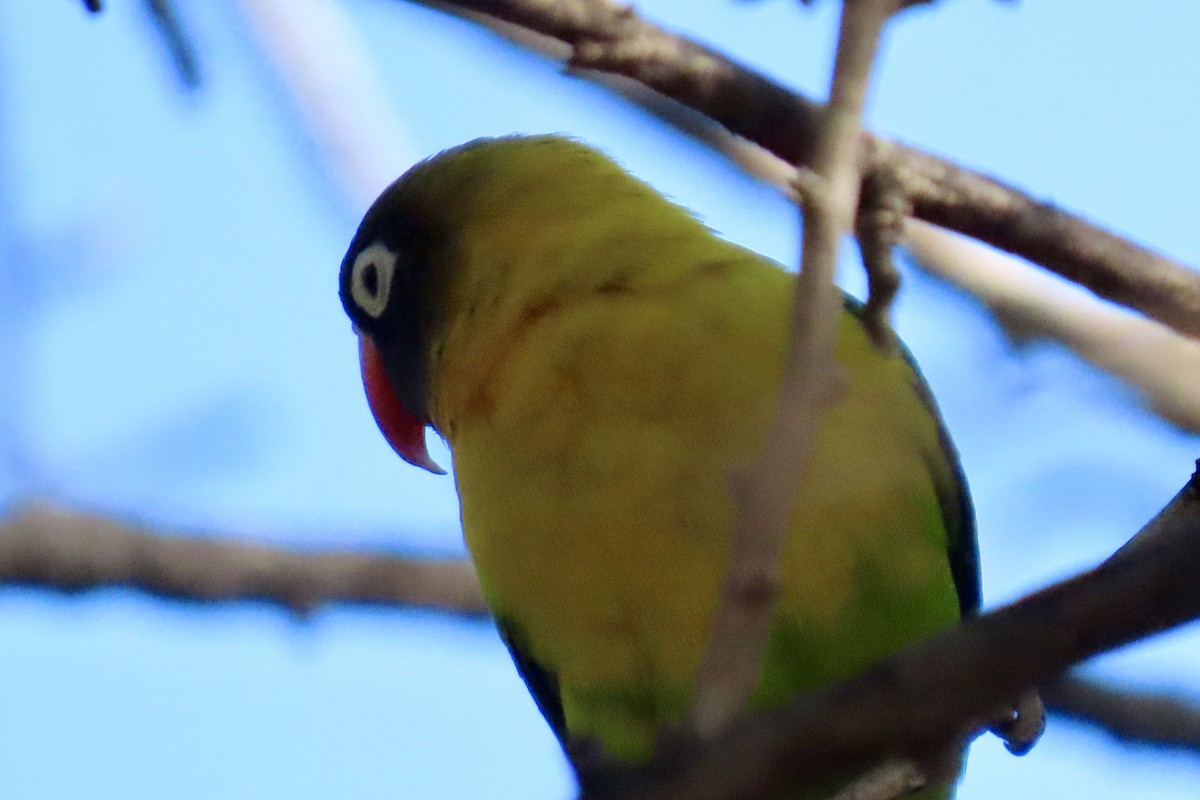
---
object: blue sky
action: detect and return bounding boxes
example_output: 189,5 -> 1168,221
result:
2,1 -> 1200,797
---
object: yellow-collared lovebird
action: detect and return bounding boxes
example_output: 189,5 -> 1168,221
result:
338,136 -> 978,798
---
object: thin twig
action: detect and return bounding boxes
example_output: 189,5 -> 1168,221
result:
144,0 -> 201,89
856,164 -> 907,351
409,0 -> 1200,340
686,0 -> 896,738
0,503 -> 487,615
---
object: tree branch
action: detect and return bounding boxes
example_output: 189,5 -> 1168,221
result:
412,0 -> 1200,340
0,503 -> 487,615
1044,675 -> 1200,753
689,0 -> 895,739
145,0 -> 201,89
581,465 -> 1200,800
905,220 -> 1200,431
236,0 -> 419,211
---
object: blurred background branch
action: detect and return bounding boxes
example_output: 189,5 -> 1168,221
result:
1044,675 -> 1200,753
0,503 -> 485,614
81,0 -> 202,88
904,221 -> 1200,431
144,0 -> 201,90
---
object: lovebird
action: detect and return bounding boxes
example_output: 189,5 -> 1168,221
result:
338,135 -> 978,798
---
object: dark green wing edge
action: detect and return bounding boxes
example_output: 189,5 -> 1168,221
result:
842,294 -> 982,617
493,613 -> 570,746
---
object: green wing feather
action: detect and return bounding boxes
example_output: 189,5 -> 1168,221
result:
842,294 -> 980,617
493,294 -> 980,771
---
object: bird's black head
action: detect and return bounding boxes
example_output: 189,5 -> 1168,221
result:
339,134 -> 613,428
338,180 -> 442,423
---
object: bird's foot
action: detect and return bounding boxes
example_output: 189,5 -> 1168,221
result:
988,689 -> 1046,755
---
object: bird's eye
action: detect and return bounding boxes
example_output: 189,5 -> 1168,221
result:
350,243 -> 397,318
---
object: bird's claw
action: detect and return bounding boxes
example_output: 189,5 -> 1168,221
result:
988,689 -> 1046,755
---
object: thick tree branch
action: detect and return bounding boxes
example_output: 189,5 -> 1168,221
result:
414,0 -> 1200,339
581,466 -> 1200,800
0,503 -> 487,615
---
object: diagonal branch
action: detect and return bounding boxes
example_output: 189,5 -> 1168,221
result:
581,465 -> 1200,800
0,503 -> 487,615
237,0 -> 419,210
411,0 -> 1200,340
145,0 -> 202,89
904,220 -> 1200,431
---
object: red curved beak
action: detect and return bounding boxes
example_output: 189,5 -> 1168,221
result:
357,333 -> 445,475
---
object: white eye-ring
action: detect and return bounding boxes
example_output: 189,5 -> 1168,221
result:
350,243 -> 397,318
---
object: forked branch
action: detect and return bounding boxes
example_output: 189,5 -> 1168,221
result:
688,0 -> 901,738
